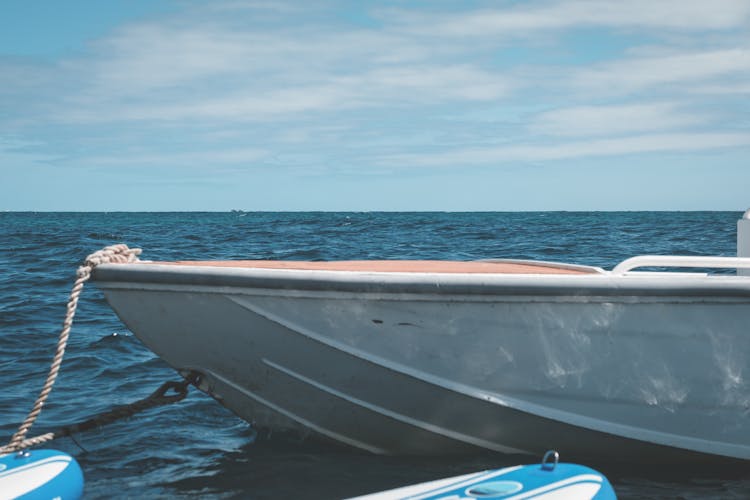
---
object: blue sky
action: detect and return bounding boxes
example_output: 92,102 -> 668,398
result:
1,0 -> 748,211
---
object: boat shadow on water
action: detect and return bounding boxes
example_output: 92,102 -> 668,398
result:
161,430 -> 750,500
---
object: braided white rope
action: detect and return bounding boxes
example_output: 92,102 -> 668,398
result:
1,244 -> 141,454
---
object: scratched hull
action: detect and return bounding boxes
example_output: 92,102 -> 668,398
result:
93,263 -> 750,462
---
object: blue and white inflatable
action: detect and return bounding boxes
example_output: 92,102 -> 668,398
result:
0,449 -> 83,500
350,452 -> 616,500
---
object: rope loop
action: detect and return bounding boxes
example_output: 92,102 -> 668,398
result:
84,244 -> 142,268
2,244 -> 142,455
148,380 -> 191,404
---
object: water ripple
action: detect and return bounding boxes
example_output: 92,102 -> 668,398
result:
0,211 -> 745,499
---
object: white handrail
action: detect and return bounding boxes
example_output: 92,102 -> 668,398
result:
611,255 -> 750,275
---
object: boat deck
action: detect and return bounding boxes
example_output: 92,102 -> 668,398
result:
159,260 -> 598,275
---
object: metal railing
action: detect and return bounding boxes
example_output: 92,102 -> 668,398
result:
611,255 -> 750,275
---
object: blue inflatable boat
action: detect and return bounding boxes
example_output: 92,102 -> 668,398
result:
0,449 -> 83,500
350,452 -> 616,499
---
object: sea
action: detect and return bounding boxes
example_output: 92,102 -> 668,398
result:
1,211 -> 748,499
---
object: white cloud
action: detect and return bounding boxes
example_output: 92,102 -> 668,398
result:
362,65 -> 510,101
61,61 -> 511,123
2,0 -> 748,186
77,147 -> 268,168
571,48 -> 750,95
26,0 -> 746,128
85,25 -> 257,94
204,1 -> 308,14
387,0 -> 750,36
382,132 -> 750,166
688,82 -> 750,96
53,14 -> 513,124
530,102 -> 709,137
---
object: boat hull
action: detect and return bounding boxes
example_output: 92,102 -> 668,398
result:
93,263 -> 750,462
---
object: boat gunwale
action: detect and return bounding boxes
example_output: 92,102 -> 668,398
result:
92,262 -> 750,298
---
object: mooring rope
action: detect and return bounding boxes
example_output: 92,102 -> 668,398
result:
2,376 -> 196,453
1,244 -> 143,455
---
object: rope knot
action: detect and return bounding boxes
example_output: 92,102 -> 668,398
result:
84,244 -> 142,268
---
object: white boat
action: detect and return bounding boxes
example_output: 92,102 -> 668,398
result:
92,214 -> 750,463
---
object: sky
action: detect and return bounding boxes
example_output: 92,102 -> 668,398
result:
1,0 -> 748,211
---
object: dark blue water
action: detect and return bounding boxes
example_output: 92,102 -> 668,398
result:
1,212 -> 748,499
